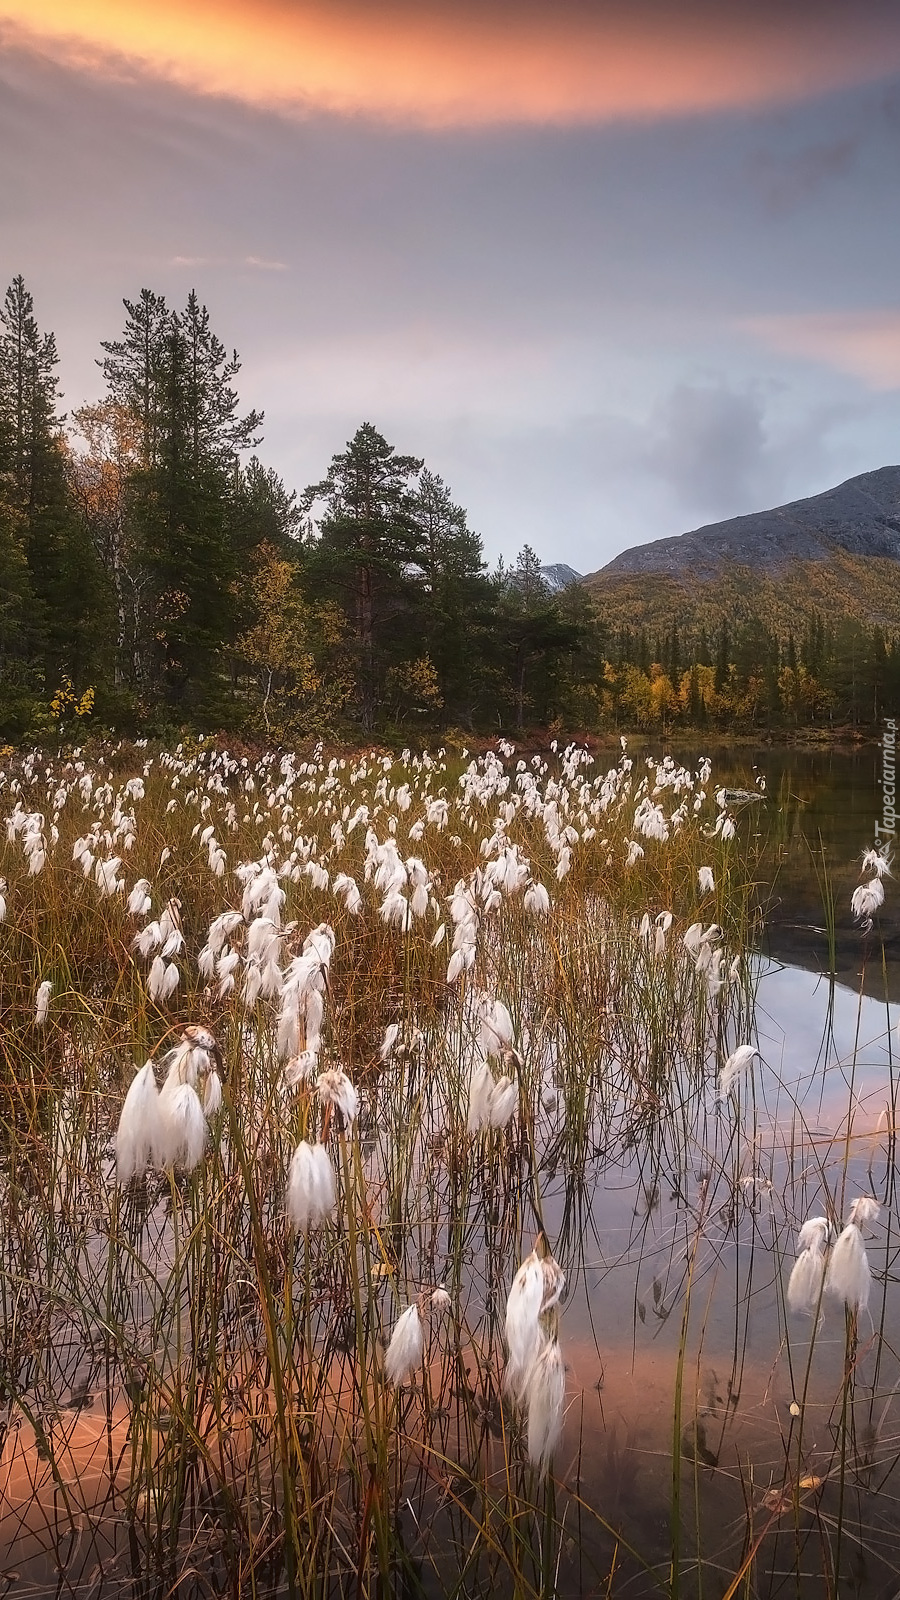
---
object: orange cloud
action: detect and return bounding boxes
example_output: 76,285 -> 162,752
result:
743,310 -> 900,390
3,1 -> 900,126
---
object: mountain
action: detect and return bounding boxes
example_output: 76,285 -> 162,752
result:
598,466 -> 900,580
540,562 -> 582,591
577,467 -> 900,642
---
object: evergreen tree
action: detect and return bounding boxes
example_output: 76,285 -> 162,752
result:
413,468 -> 492,722
302,423 -> 424,730
495,546 -> 581,730
99,289 -> 265,711
0,276 -> 106,700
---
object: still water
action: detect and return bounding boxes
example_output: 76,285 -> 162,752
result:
541,742 -> 900,1597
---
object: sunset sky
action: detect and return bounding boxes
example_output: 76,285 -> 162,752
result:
3,0 -> 900,572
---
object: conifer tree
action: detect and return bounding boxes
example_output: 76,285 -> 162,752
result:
302,423 -> 424,730
0,276 -> 106,700
99,289 -> 264,711
412,467 -> 492,721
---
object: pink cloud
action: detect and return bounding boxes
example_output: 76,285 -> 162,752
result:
742,310 -> 900,390
4,1 -> 900,127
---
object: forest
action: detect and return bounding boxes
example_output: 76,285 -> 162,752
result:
1,275 -> 898,745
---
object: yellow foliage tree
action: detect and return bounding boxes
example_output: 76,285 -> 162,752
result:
236,544 -> 352,739
384,655 -> 443,723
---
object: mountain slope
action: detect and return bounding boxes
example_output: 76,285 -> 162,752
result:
597,466 -> 900,580
581,549 -> 900,640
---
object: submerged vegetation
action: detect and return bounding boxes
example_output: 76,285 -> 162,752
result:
0,737 -> 897,1596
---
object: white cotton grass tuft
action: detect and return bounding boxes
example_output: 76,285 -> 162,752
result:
466,1058 -> 519,1134
379,1022 -> 400,1062
478,994 -> 515,1056
851,878 -> 884,927
717,1044 -> 757,1101
523,880 -> 550,916
285,1140 -> 336,1231
116,1060 -> 167,1184
525,1339 -> 566,1476
148,954 -> 180,1003
504,1254 -> 546,1401
34,979 -> 52,1027
787,1216 -> 831,1315
489,1075 -> 519,1128
283,1050 -> 319,1086
825,1199 -> 879,1314
697,866 -> 715,895
316,1066 -> 360,1127
384,1303 -> 424,1386
158,1080 -> 208,1171
467,1061 -> 495,1134
825,1224 -> 871,1313
504,1242 -> 565,1403
203,1070 -> 223,1117
861,846 -> 891,879
116,1024 -> 222,1182
127,878 -> 152,918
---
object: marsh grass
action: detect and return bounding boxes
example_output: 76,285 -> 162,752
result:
0,741 -> 896,1597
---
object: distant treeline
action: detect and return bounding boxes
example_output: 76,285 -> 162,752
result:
1,275 -> 898,743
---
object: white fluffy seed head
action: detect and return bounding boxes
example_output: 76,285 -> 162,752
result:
847,1196 -> 880,1229
159,1081 -> 207,1171
525,1339 -> 566,1476
116,1061 -> 165,1184
717,1044 -> 757,1101
384,1304 -> 424,1386
285,1140 -> 336,1231
34,979 -> 52,1027
825,1224 -> 871,1313
788,1247 -> 828,1316
316,1067 -> 359,1127
504,1255 -> 546,1401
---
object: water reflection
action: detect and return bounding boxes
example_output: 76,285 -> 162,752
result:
656,741 -> 899,1001
545,956 -> 900,1597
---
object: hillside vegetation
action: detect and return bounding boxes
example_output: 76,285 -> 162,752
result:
1,271 -> 897,741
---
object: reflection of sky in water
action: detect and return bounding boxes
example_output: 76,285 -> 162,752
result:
755,958 -> 897,1136
553,959 -> 900,1591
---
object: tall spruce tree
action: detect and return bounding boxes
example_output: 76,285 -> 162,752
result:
495,546 -> 581,730
99,289 -> 264,711
302,424 -> 424,730
0,276 -> 105,705
412,468 -> 492,723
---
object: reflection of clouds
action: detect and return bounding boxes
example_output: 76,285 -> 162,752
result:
756,961 -> 896,1136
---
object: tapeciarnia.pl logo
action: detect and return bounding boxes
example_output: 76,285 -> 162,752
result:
876,718 -> 896,844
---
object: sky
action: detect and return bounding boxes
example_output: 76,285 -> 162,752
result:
2,0 -> 900,576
